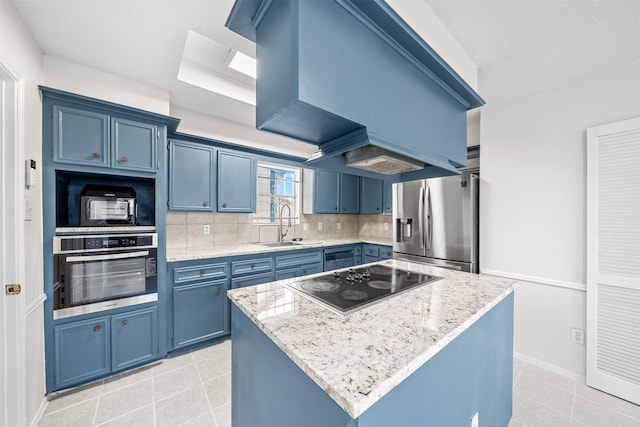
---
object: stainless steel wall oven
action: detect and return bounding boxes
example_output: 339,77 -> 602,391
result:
53,233 -> 158,319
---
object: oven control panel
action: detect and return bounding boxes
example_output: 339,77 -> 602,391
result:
54,233 -> 157,253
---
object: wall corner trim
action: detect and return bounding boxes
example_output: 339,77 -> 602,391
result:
29,397 -> 47,427
481,269 -> 586,292
25,293 -> 47,317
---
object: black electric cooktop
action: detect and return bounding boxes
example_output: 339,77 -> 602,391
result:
284,265 -> 441,315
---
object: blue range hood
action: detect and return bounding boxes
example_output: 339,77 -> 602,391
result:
226,0 -> 484,182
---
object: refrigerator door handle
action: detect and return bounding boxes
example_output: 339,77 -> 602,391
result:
418,186 -> 425,249
426,186 -> 432,250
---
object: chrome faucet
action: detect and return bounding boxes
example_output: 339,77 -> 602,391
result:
279,203 -> 292,242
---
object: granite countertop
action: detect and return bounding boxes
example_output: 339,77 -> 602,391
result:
167,237 -> 392,262
227,259 -> 515,419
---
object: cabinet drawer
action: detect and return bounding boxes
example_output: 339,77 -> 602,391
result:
380,248 -> 393,260
174,262 -> 228,284
364,255 -> 379,264
231,257 -> 274,276
275,251 -> 322,270
231,272 -> 274,289
363,245 -> 379,257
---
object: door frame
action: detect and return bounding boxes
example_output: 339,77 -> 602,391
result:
0,58 -> 27,426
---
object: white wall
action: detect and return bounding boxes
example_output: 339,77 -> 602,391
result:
0,1 -> 46,424
43,56 -> 171,115
480,61 -> 640,379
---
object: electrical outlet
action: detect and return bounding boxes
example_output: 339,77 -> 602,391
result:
303,223 -> 308,231
471,412 -> 479,427
570,327 -> 584,345
203,224 -> 210,235
337,222 -> 342,230
317,222 -> 323,231
384,222 -> 388,231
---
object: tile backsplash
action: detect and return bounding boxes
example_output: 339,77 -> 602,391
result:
166,212 -> 393,249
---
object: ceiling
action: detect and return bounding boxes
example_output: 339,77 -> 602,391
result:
10,0 -> 640,151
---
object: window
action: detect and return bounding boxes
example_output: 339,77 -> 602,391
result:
254,162 -> 301,225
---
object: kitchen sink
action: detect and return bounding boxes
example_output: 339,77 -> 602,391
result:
259,242 -> 298,248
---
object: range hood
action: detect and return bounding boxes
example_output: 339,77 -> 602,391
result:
226,0 -> 484,182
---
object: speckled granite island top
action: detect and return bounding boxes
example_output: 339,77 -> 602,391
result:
227,259 -> 515,419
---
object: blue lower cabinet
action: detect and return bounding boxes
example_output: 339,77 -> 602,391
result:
54,316 -> 111,389
300,264 -> 322,276
364,255 -> 379,264
232,272 -> 274,289
362,244 -> 392,264
112,307 -> 158,371
380,247 -> 393,260
173,280 -> 229,349
275,268 -> 298,281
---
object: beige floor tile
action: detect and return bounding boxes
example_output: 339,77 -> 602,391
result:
512,392 -> 570,427
204,373 -> 232,409
38,398 -> 98,427
94,379 -> 153,425
575,382 -> 640,421
521,363 -> 576,394
177,411 -> 217,427
96,404 -> 154,427
515,373 -> 574,416
572,396 -> 639,427
213,402 -> 231,427
152,351 -> 195,376
155,385 -> 211,427
191,339 -> 231,362
101,365 -> 153,394
196,356 -> 231,383
153,364 -> 202,401
44,381 -> 103,414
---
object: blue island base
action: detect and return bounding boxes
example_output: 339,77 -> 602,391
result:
231,293 -> 513,427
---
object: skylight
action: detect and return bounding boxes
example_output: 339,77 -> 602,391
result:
228,51 -> 257,79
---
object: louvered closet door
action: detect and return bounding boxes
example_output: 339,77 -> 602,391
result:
586,117 -> 640,405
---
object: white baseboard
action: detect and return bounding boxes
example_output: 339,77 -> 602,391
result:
514,351 -> 586,383
29,397 -> 47,427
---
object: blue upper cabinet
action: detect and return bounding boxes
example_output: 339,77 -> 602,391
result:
315,170 -> 340,213
340,173 -> 360,214
169,140 -> 215,211
360,177 -> 383,214
217,150 -> 256,212
383,180 -> 393,214
53,105 -> 110,168
111,117 -> 157,172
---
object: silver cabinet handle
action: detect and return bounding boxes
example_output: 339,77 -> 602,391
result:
121,320 -> 128,327
91,152 -> 100,159
93,325 -> 101,333
203,201 -> 209,207
120,156 -> 128,163
222,202 -> 228,208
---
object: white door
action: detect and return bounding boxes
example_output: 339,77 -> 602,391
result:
0,61 -> 27,426
586,117 -> 640,405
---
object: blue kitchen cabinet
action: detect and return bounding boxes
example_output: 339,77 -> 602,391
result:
360,177 -> 384,214
53,105 -> 110,168
173,279 -> 229,349
169,140 -> 215,211
274,250 -> 323,279
217,150 -> 256,212
111,307 -> 158,371
54,316 -> 111,389
340,173 -> 360,213
111,117 -> 157,172
363,244 -> 393,263
52,105 -> 159,173
231,271 -> 275,289
315,170 -> 340,213
383,181 -> 393,214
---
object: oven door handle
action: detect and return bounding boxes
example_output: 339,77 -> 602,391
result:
66,250 -> 150,263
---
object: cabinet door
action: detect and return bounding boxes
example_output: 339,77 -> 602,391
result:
340,174 -> 360,213
54,316 -> 111,388
53,105 -> 110,168
300,264 -> 322,276
274,268 -> 299,281
360,177 -> 383,214
169,141 -> 215,211
111,117 -> 158,172
231,272 -> 274,289
383,180 -> 393,214
173,280 -> 229,349
111,307 -> 158,371
217,151 -> 256,212
315,170 -> 340,213
364,255 -> 379,264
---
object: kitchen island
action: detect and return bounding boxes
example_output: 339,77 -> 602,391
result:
227,259 -> 515,427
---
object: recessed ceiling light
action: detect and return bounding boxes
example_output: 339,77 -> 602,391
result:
228,51 -> 256,79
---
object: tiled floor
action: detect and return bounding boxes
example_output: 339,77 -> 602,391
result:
38,339 -> 640,427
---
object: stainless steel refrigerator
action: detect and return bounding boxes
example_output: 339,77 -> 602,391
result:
393,173 -> 479,273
